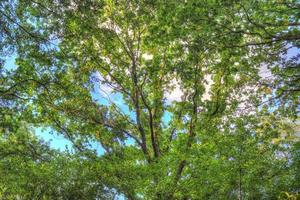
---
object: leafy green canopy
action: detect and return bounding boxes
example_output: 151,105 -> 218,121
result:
0,0 -> 299,199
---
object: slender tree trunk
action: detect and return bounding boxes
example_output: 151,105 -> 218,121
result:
239,167 -> 242,200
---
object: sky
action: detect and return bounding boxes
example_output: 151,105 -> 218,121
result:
3,45 -> 299,153
1,44 -> 299,200
3,53 -> 173,156
3,55 -> 168,154
3,54 -> 97,152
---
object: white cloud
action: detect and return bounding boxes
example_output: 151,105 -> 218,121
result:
202,74 -> 212,101
93,71 -> 114,95
258,64 -> 273,79
165,79 -> 184,103
165,74 -> 213,104
142,53 -> 153,61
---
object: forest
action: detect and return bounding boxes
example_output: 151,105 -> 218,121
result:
0,0 -> 299,199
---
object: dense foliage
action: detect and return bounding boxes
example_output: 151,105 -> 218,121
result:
0,0 -> 299,199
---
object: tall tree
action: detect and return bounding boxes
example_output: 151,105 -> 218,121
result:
1,0 -> 299,199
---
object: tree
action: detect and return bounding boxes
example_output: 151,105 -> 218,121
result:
1,0 -> 299,199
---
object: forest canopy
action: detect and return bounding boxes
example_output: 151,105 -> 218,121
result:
0,0 -> 299,199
